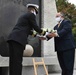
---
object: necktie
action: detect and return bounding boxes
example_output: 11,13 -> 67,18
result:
58,22 -> 60,28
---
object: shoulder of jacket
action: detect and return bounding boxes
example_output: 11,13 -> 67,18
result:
63,19 -> 71,23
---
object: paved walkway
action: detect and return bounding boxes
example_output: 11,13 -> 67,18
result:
49,70 -> 76,75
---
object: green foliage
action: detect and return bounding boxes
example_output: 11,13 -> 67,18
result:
72,27 -> 76,45
55,0 -> 76,27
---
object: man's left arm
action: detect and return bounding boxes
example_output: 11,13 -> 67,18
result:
29,13 -> 43,34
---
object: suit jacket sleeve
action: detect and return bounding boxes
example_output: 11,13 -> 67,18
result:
57,20 -> 72,37
29,13 -> 42,33
29,30 -> 33,35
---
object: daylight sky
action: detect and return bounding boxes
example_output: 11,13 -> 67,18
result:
68,0 -> 76,5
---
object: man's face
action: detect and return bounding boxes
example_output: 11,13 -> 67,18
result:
55,13 -> 62,22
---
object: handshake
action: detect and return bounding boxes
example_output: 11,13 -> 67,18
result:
31,28 -> 57,40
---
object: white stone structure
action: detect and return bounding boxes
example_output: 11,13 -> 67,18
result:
41,0 -> 57,56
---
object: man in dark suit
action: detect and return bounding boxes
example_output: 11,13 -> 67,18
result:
7,4 -> 45,75
47,12 -> 75,75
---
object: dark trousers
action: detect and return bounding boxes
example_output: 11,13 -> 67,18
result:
57,49 -> 75,75
8,41 -> 25,75
0,68 -> 2,75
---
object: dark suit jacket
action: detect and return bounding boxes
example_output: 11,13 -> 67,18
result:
54,20 -> 75,52
7,12 -> 42,46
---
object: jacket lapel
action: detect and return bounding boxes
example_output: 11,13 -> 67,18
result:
54,20 -> 64,31
57,20 -> 64,28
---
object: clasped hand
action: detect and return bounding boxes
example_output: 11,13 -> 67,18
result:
39,32 -> 57,40
47,33 -> 57,37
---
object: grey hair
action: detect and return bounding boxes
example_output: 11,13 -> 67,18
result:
60,12 -> 65,17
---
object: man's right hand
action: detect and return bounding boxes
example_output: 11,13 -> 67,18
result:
39,37 -> 46,40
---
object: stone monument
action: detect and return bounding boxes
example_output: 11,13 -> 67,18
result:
41,0 -> 57,56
